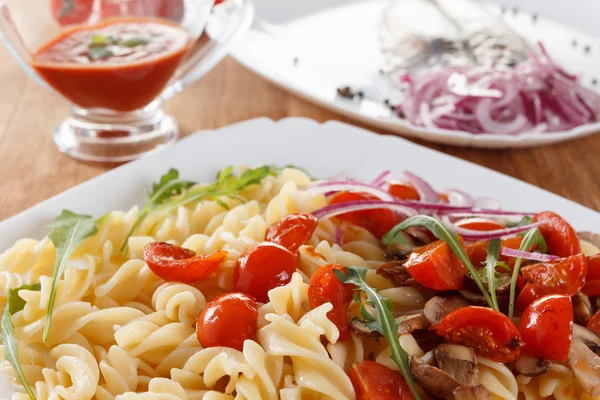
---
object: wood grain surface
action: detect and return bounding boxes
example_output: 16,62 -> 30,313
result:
0,44 -> 599,221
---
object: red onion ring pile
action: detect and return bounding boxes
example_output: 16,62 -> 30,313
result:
395,43 -> 600,135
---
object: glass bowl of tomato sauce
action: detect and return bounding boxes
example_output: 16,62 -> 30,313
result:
0,0 -> 253,162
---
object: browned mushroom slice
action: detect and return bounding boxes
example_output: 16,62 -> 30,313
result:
351,313 -> 429,337
573,292 -> 594,326
385,242 -> 416,262
567,338 -> 600,396
424,296 -> 469,325
451,385 -> 493,400
350,318 -> 381,338
573,324 -> 600,355
514,353 -> 552,377
578,232 -> 600,248
434,344 -> 479,386
409,356 -> 462,399
377,261 -> 412,286
397,313 -> 430,335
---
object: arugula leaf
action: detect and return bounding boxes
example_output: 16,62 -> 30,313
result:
505,215 -> 533,228
121,37 -> 150,47
383,215 -> 495,309
508,227 -> 547,318
334,267 -> 422,400
1,283 -> 41,400
484,239 -> 501,311
121,166 -> 273,252
121,169 -> 195,253
45,211 -> 97,341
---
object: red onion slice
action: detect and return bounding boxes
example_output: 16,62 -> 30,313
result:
308,181 -> 395,202
312,200 -> 418,220
403,172 -> 440,202
501,247 -> 559,262
445,189 -> 476,207
371,170 -> 391,188
442,214 -> 542,240
474,197 -> 502,210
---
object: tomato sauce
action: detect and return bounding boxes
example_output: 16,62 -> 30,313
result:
31,18 -> 190,112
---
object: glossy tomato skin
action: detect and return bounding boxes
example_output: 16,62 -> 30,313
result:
388,183 -> 420,201
455,218 -> 506,231
144,242 -> 227,283
533,211 -> 581,257
520,254 -> 587,296
51,0 -> 94,25
308,264 -> 354,341
516,283 -> 545,313
233,242 -> 297,302
403,239 -> 468,291
265,213 -> 318,252
432,306 -> 524,363
349,361 -> 414,400
582,254 -> 600,297
588,309 -> 600,337
100,0 -> 184,22
519,295 -> 573,361
467,236 -> 523,268
329,192 -> 398,238
196,293 -> 258,351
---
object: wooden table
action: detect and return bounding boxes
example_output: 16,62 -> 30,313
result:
1,48 -> 599,220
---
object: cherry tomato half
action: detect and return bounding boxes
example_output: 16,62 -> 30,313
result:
196,292 -> 258,351
533,211 -> 581,257
51,0 -> 94,25
467,236 -> 523,268
432,306 -> 524,363
520,253 -> 587,296
515,283 -> 545,313
100,0 -> 184,22
588,309 -> 600,337
265,213 -> 318,252
403,239 -> 468,291
349,361 -> 414,400
308,264 -> 354,341
519,295 -> 573,361
233,242 -> 297,302
582,254 -> 600,297
329,192 -> 398,238
144,242 -> 227,283
388,183 -> 420,201
455,218 -> 506,231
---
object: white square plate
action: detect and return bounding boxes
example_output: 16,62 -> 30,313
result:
1,116 -> 599,252
1,116 -> 600,396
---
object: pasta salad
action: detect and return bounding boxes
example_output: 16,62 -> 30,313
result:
0,166 -> 599,400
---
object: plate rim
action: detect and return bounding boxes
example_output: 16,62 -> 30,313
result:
228,0 -> 600,148
2,116 -> 599,250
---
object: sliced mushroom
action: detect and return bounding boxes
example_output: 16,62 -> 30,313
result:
410,356 -> 462,399
397,313 -> 430,335
514,353 -> 552,376
350,318 -> 381,337
573,324 -> 600,355
592,296 -> 600,313
451,385 -> 493,400
578,232 -> 600,249
424,296 -> 469,325
434,344 -> 479,386
377,261 -> 412,286
463,272 -> 512,295
573,292 -> 594,325
351,313 -> 429,337
567,338 -> 600,396
385,242 -> 416,262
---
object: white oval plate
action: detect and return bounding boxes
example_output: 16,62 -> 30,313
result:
1,117 -> 600,395
226,0 -> 600,148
